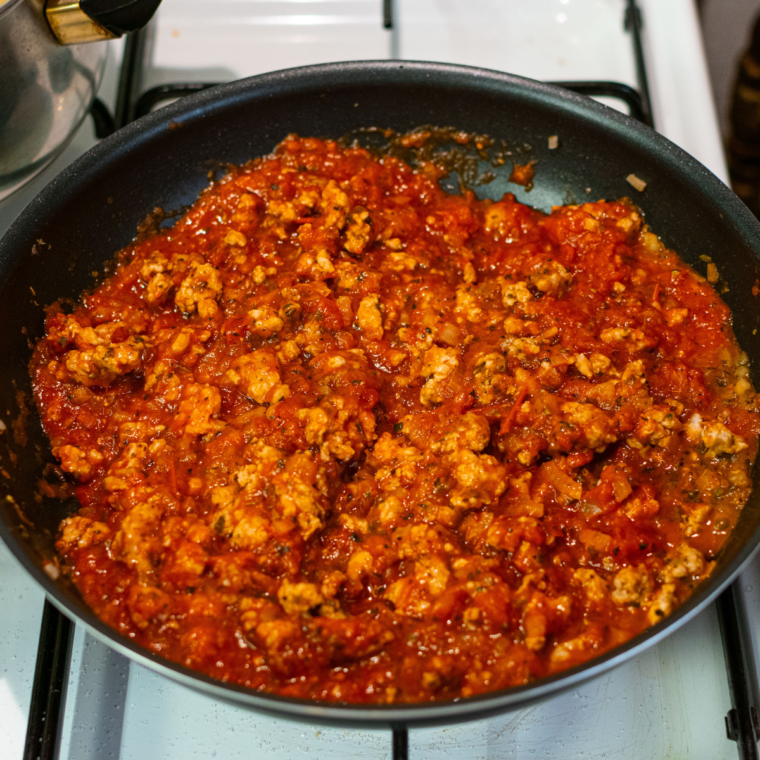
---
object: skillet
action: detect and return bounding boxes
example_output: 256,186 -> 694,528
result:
2,60 -> 760,727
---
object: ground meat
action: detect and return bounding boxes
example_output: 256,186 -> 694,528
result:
31,134 -> 760,705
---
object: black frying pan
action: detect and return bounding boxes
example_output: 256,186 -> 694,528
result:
2,61 -> 760,727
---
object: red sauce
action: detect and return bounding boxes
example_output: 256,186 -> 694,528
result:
30,135 -> 760,703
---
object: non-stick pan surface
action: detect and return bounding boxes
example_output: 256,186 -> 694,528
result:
2,61 -> 760,727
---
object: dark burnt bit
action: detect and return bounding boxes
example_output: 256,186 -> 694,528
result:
37,462 -> 74,501
31,238 -> 50,256
7,494 -> 34,531
12,387 -> 30,448
135,206 -> 170,240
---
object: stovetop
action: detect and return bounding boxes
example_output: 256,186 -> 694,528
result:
1,1 -> 757,758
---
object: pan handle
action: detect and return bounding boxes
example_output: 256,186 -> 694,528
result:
46,0 -> 162,45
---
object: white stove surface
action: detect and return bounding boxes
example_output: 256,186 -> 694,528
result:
0,1 -> 752,758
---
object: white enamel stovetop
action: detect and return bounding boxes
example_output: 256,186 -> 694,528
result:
1,2 -> 755,758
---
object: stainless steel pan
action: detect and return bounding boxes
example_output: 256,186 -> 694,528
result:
0,0 -> 161,201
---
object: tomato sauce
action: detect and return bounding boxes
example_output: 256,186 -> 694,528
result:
30,135 -> 760,703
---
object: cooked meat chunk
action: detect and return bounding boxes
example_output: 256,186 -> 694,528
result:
419,346 -> 459,406
611,566 -> 651,606
57,516 -> 110,551
501,280 -> 533,310
356,294 -> 384,341
225,349 -> 290,405
685,413 -> 748,458
175,261 -> 222,316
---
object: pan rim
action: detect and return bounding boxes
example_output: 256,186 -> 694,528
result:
3,58 -> 760,726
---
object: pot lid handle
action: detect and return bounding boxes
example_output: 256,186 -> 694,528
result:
80,0 -> 162,36
46,0 -> 162,45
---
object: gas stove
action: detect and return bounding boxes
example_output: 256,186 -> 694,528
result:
1,2 -> 758,758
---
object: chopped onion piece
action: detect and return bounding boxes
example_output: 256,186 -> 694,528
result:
43,561 -> 60,580
542,460 -> 582,501
438,322 -> 462,346
604,466 -> 633,502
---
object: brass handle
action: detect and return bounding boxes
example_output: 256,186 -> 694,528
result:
45,0 -> 117,45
